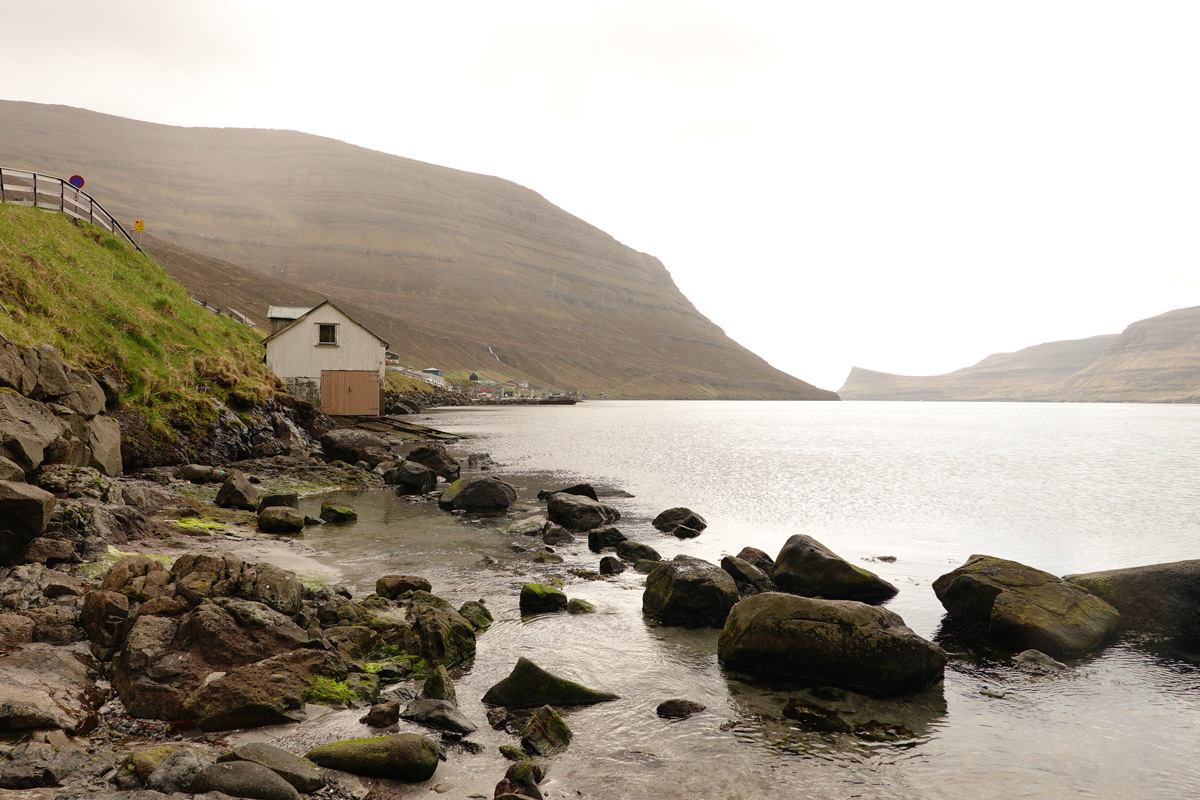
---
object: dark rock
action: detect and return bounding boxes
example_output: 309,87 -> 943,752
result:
599,556 -> 626,576
175,464 -> 218,484
934,555 -> 1121,658
565,599 -> 597,614
0,392 -> 68,471
385,461 -> 438,494
215,470 -> 260,512
0,480 -> 55,565
0,643 -> 101,734
406,443 -> 460,481
482,657 -> 619,708
192,760 -> 301,800
257,506 -> 305,534
422,663 -> 457,704
721,555 -> 775,595
401,698 -> 477,734
305,733 -> 440,782
534,550 -> 563,564
79,589 -> 130,654
633,559 -> 660,574
320,430 -> 393,469
171,552 -> 304,615
487,706 -> 509,730
257,493 -> 299,511
782,699 -> 854,734
409,599 -> 477,666
376,574 -> 433,599
0,455 -> 24,482
0,612 -> 34,648
520,583 -> 567,614
145,746 -> 211,794
458,600 -> 493,631
501,516 -> 546,537
218,743 -> 326,793
319,499 -> 358,523
643,555 -> 739,628
541,524 -> 575,545
652,507 -> 708,535
718,592 -> 948,697
537,483 -> 598,501
773,534 -> 898,604
85,415 -> 123,476
735,544 -> 772,571
362,699 -> 401,727
521,705 -> 571,756
1066,560 -> 1200,643
546,492 -> 620,532
587,526 -> 627,552
656,699 -> 706,719
504,760 -> 547,799
181,648 -> 326,731
16,536 -> 77,565
437,477 -> 517,512
616,540 -> 661,564
672,524 -> 703,539
0,740 -> 89,789
1013,649 -> 1067,672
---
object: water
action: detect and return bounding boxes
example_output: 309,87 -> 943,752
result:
283,402 -> 1200,799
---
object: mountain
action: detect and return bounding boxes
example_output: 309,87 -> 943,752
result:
0,100 -> 836,400
840,306 -> 1200,403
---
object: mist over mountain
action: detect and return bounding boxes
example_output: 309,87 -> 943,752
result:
0,100 -> 836,400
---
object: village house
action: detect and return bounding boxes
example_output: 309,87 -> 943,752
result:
262,301 -> 388,416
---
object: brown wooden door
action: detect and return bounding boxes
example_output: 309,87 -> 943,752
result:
321,370 -> 380,416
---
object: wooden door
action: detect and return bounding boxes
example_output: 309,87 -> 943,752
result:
321,370 -> 380,416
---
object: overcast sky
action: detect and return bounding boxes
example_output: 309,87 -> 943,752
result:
5,1 -> 1199,390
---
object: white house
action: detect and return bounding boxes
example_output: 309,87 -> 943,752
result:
262,301 -> 389,416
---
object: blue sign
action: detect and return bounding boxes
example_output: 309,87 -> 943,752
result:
69,175 -> 84,188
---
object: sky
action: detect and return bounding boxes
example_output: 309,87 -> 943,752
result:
4,1 -> 1199,391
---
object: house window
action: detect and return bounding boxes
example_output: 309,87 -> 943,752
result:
317,324 -> 338,345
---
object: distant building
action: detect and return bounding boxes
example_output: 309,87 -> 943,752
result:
262,301 -> 388,416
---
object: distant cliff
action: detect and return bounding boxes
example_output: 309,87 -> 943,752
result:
0,100 -> 836,401
841,305 -> 1200,403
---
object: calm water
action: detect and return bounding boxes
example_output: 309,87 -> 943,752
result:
281,402 -> 1200,799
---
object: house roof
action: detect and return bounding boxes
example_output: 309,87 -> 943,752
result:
267,305 -> 314,320
260,300 -> 390,349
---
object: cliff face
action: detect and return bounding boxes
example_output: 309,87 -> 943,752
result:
841,305 -> 1200,403
0,100 -> 836,400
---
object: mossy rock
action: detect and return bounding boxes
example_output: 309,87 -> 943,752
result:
304,733 -> 439,782
482,657 -> 619,708
520,583 -> 567,614
123,745 -> 185,780
565,599 -> 597,614
458,600 -> 493,631
319,501 -> 358,523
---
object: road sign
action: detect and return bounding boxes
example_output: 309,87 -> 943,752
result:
69,175 -> 84,188
134,220 -> 145,232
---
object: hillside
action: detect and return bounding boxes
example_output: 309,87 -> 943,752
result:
840,306 -> 1200,403
0,100 -> 836,400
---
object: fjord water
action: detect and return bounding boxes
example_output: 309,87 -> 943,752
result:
297,402 -> 1200,799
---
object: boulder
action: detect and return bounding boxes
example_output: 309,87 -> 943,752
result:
0,389 -> 68,470
520,583 -> 568,614
501,516 -> 546,537
215,470 -> 260,512
175,464 -> 219,484
405,443 -> 460,481
22,345 -> 73,401
257,506 -> 305,534
59,368 -> 107,418
482,657 -> 619,708
319,499 -> 358,522
736,548 -> 774,575
521,705 -> 571,756
652,507 -> 708,535
0,643 -> 102,734
546,492 -> 621,532
408,600 -> 476,665
587,526 -> 626,552
437,477 -> 517,512
0,613 -> 34,648
566,598 -> 597,614
422,663 -> 457,703
721,555 -> 775,595
656,699 -> 706,719
218,742 -> 326,793
362,700 -> 400,727
643,555 -> 739,628
1066,560 -> 1200,642
599,556 -> 626,576
0,455 -> 24,482
384,461 -> 438,494
0,340 -> 33,394
616,540 -> 661,564
85,414 -> 122,476
305,733 -> 440,782
192,761 -> 301,800
537,483 -> 598,501
718,592 -> 948,696
542,524 -> 575,545
0,481 -> 55,565
400,698 -> 477,734
0,740 -> 90,789
181,648 -> 327,731
376,574 -> 433,599
933,555 -> 1121,658
146,747 -> 212,794
257,493 -> 299,512
171,552 -> 304,615
79,589 -> 130,654
773,534 -> 897,604
458,600 -> 493,631
320,430 -> 393,469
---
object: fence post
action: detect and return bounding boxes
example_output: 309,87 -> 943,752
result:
0,168 -> 5,204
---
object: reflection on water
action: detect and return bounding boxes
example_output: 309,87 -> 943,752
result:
267,402 -> 1200,798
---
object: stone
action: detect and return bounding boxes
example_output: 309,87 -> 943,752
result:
16,536 -> 76,565
59,369 -> 106,418
0,643 -> 101,734
79,589 -> 130,653
656,699 -> 706,719
482,657 -> 619,708
405,443 -> 460,481
401,698 -> 477,734
718,592 -> 948,697
520,583 -> 568,614
319,500 -> 358,522
501,516 -> 546,537
23,345 -> 72,401
773,534 -> 898,604
736,547 -> 776,576
546,492 -> 620,532
0,455 -> 24,482
422,663 -> 457,703
565,598 -> 597,614
537,483 -> 598,501
599,556 -> 626,576
218,742 -> 326,793
85,415 -> 122,476
257,506 -> 305,534
376,574 -> 433,599
320,430 -> 393,469
175,464 -> 218,484
437,477 -> 517,512
542,524 -> 575,545
643,555 -> 739,628
0,740 -> 89,789
0,612 -> 34,648
672,525 -> 703,539
587,526 -> 627,552
616,540 -> 661,564
408,599 -> 477,666
934,555 -> 1121,658
521,705 -> 571,756
0,392 -> 67,471
782,699 -> 854,734
457,600 -> 493,631
362,699 -> 401,727
215,470 -> 260,511
192,760 -> 301,800
0,481 -> 55,565
721,555 -> 775,595
652,507 -> 708,535
171,552 -> 304,615
181,648 -> 326,731
503,760 -> 547,798
305,733 -> 440,782
146,747 -> 211,794
257,493 -> 299,512
384,461 -> 438,494
1066,560 -> 1200,642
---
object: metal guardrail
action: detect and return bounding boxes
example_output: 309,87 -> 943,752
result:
0,167 -> 141,251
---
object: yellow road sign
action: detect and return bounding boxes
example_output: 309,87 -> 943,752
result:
134,220 -> 145,231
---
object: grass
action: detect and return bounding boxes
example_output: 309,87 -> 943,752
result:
0,203 -> 281,430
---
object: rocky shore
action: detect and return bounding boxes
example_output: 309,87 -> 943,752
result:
3,345 -> 1199,798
